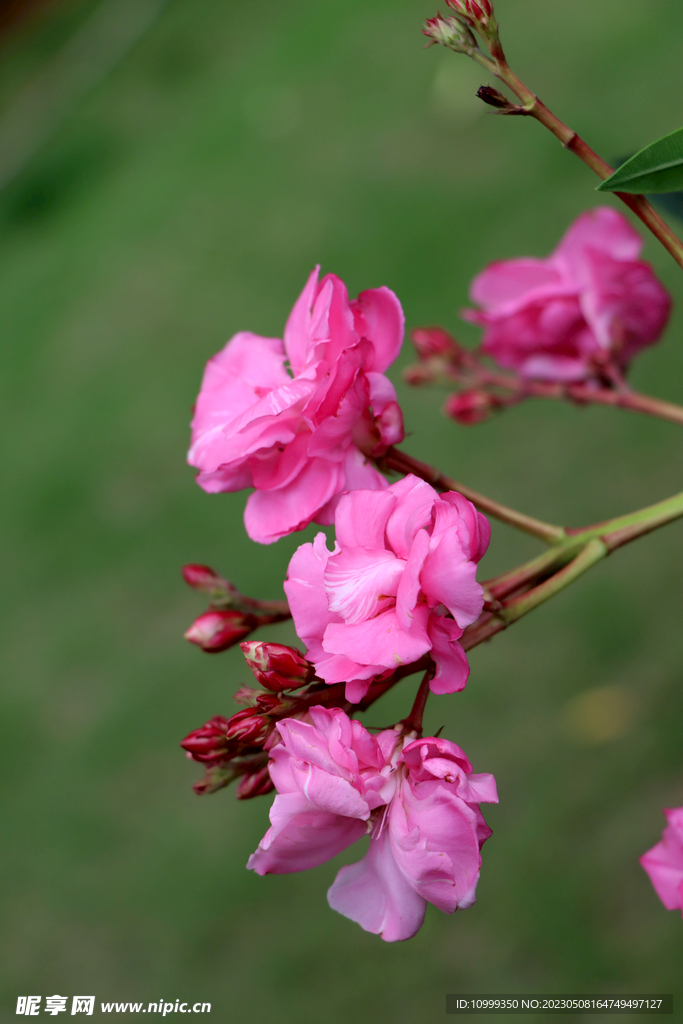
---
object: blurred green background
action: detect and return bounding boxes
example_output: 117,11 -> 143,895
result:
1,0 -> 683,1019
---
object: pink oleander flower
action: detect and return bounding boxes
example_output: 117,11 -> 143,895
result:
247,706 -> 497,941
463,208 -> 671,382
187,268 -> 405,544
640,806 -> 683,916
284,474 -> 490,703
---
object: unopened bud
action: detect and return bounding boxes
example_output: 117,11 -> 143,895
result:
185,610 -> 257,652
476,85 -> 517,112
241,641 -> 314,691
225,708 -> 271,746
446,0 -> 493,27
422,13 -> 476,51
403,363 -> 434,386
181,564 -> 235,599
233,685 -> 260,707
236,766 -> 274,800
193,764 -> 239,795
181,715 -> 232,763
444,389 -> 501,425
254,692 -> 284,713
411,326 -> 461,360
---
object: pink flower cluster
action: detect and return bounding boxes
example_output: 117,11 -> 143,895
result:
284,474 -> 490,702
464,208 -> 671,382
248,706 -> 497,941
640,806 -> 683,916
188,268 -> 405,543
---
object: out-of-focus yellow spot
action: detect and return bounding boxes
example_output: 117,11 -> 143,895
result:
562,684 -> 638,744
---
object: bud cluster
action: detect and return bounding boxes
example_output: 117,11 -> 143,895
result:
182,564 -> 291,653
180,643 -> 318,798
422,13 -> 477,53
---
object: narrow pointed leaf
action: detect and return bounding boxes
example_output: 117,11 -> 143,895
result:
597,128 -> 683,194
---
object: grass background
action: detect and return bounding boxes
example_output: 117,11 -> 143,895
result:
1,0 -> 683,1019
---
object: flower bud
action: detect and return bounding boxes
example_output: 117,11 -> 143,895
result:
185,610 -> 257,652
422,13 -> 476,51
446,0 -> 493,27
444,389 -> 501,425
255,692 -> 284,713
180,716 -> 232,763
225,708 -> 271,746
240,641 -> 314,691
181,564 -> 234,598
193,764 -> 239,795
411,326 -> 461,360
236,766 -> 275,800
403,363 -> 434,386
476,84 -> 514,110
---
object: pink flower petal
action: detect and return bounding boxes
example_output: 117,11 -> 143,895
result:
384,474 -> 437,560
322,605 -> 431,671
470,258 -> 561,312
427,615 -> 469,694
395,527 -> 430,630
553,207 -> 643,279
325,547 -> 405,624
327,827 -> 427,942
245,460 -> 344,544
389,780 -> 484,913
334,488 -> 397,550
248,806 -> 367,875
284,533 -> 340,661
351,286 -> 405,373
283,266 -> 320,376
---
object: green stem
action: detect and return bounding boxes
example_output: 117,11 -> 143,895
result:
491,57 -> 683,271
382,446 -> 567,545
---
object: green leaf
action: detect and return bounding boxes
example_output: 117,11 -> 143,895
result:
597,127 -> 683,194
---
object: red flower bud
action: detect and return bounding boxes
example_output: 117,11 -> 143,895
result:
411,327 -> 460,359
255,692 -> 284,713
185,610 -> 257,652
444,389 -> 502,426
181,564 -> 234,597
240,641 -> 314,691
236,766 -> 275,800
180,715 -> 232,763
446,0 -> 493,23
225,708 -> 271,746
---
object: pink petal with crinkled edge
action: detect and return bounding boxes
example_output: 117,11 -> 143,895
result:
402,736 -> 472,777
306,375 -> 369,459
440,492 -> 491,563
325,547 -> 404,624
351,286 -> 405,373
248,805 -> 367,875
395,528 -> 430,630
322,604 -> 431,671
314,449 -> 389,527
285,532 -> 340,660
327,827 -> 427,942
334,488 -> 397,550
275,717 -> 358,781
552,207 -> 643,283
188,333 -> 293,471
245,458 -> 344,544
422,505 -> 484,626
384,474 -> 438,560
470,258 -> 562,313
390,780 -> 484,913
283,267 -> 320,376
250,432 -> 310,490
313,652 -> 380,686
194,459 -> 253,494
288,760 -> 373,819
309,274 -> 359,369
579,248 -> 671,354
427,615 -> 469,694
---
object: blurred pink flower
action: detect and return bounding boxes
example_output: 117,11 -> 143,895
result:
188,268 -> 405,543
463,208 -> 671,382
640,806 -> 683,916
248,707 -> 497,941
284,474 -> 490,703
